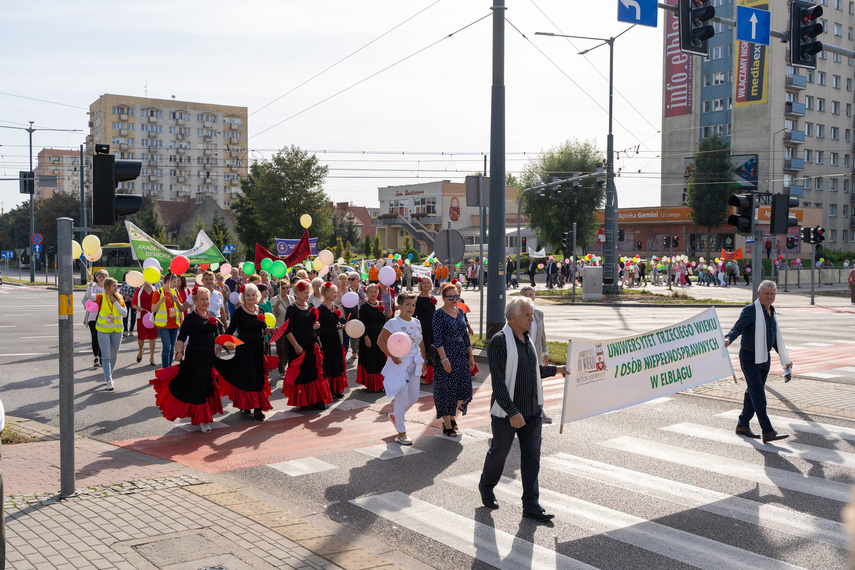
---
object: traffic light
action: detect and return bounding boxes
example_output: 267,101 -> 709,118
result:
727,194 -> 755,235
92,144 -> 143,227
802,227 -> 812,244
814,226 -> 825,244
521,237 -> 527,251
672,236 -> 680,248
786,236 -> 798,250
679,0 -> 716,57
790,1 -> 824,70
770,194 -> 800,235
636,240 -> 643,251
664,235 -> 670,248
562,232 -> 572,251
618,229 -> 625,241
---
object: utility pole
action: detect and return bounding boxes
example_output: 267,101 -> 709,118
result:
57,217 -> 76,496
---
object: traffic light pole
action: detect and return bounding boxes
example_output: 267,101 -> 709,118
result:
57,217 -> 76,497
810,243 -> 816,306
572,222 -> 577,303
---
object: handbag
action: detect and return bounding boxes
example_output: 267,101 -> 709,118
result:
426,344 -> 441,368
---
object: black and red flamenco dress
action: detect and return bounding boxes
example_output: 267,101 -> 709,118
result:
356,301 -> 387,392
318,304 -> 348,397
150,312 -> 223,426
414,295 -> 436,384
281,304 -> 333,407
215,306 -> 276,412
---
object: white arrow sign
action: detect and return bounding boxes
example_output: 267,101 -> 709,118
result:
750,13 -> 758,39
620,0 -> 641,19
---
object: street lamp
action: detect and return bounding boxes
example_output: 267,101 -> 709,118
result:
535,27 -> 633,290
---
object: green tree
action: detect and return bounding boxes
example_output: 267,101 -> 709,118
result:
180,215 -> 207,250
520,139 -> 605,250
334,236 -> 344,260
363,233 -> 372,255
685,134 -> 735,258
372,235 -> 382,259
232,145 -> 331,253
402,235 -> 412,253
208,211 -> 235,251
343,240 -> 354,264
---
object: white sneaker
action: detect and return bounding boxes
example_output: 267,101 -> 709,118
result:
395,435 -> 413,446
200,423 -> 212,433
106,380 -> 114,391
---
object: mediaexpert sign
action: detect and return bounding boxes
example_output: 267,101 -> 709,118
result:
735,0 -> 769,107
275,238 -> 319,257
560,308 -> 733,424
664,0 -> 694,118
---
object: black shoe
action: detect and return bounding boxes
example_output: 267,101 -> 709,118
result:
522,505 -> 555,523
735,426 -> 760,438
253,409 -> 265,421
313,402 -> 327,411
478,484 -> 499,510
240,409 -> 251,414
762,430 -> 789,443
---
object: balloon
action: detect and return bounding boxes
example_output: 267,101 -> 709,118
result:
143,266 -> 161,284
85,300 -> 99,313
387,332 -> 413,358
538,263 -> 544,269
345,319 -> 365,338
199,264 -> 209,270
142,313 -> 155,328
379,266 -> 396,286
388,254 -> 393,259
361,272 -> 368,281
338,257 -> 345,264
211,262 -> 219,271
318,249 -> 334,266
271,260 -> 287,278
312,258 -> 324,271
778,255 -> 784,261
376,259 -> 385,268
394,254 -> 400,260
143,258 -> 162,271
796,258 -> 801,263
84,248 -> 102,262
260,258 -> 273,271
746,267 -> 751,273
565,258 -> 570,264
300,214 -> 312,228
82,235 -> 101,256
242,261 -> 255,275
408,254 -> 413,259
170,255 -> 190,275
424,261 -> 430,266
397,259 -> 403,266
342,291 -> 359,308
404,259 -> 411,265
195,274 -> 204,285
264,312 -> 276,328
229,292 -> 240,305
126,270 -> 145,288
817,262 -> 822,267
71,241 -> 82,260
820,258 -> 825,263
220,263 -> 232,276
320,266 -> 329,276
691,262 -> 696,267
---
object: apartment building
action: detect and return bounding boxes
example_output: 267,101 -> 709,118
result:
88,94 -> 248,209
661,0 -> 855,252
34,148 -> 83,200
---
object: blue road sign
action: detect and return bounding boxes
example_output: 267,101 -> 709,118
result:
32,233 -> 43,245
222,244 -> 236,254
736,5 -> 770,46
617,0 -> 657,28
1,250 -> 13,259
33,244 -> 42,253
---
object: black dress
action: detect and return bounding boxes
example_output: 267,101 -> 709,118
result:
216,306 -> 273,411
282,304 -> 333,406
318,304 -> 348,395
415,294 -> 437,383
150,312 -> 224,425
356,301 -> 387,391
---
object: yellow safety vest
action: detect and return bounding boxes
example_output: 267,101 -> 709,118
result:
153,288 -> 178,328
95,295 -> 123,333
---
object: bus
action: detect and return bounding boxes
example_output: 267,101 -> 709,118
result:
91,243 -> 137,281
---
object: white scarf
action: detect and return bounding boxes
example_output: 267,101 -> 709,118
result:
491,323 -> 544,418
753,299 -> 790,366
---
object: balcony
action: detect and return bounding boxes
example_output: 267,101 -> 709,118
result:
147,116 -> 157,124
229,138 -> 240,145
204,121 -> 215,129
148,160 -> 158,168
148,131 -> 158,138
175,119 -> 185,126
786,75 -> 807,90
784,130 -> 805,144
784,158 -> 805,171
119,143 -> 129,151
229,164 -> 238,172
149,175 -> 158,182
784,184 -> 804,196
229,150 -> 240,158
231,178 -> 240,186
176,147 -> 185,155
120,114 -> 129,121
229,123 -> 239,130
177,176 -> 186,183
204,136 -> 212,142
785,102 -> 806,117
203,149 -> 212,157
119,129 -> 129,136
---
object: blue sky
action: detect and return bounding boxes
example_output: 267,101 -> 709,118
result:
0,1 -> 666,214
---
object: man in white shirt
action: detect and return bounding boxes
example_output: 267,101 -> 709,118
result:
199,271 -> 228,331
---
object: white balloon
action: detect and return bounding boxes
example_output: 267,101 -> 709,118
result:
125,270 -> 145,288
318,249 -> 335,266
378,266 -> 396,286
344,319 -> 365,338
143,258 -> 162,271
341,291 -> 359,308
84,248 -> 102,262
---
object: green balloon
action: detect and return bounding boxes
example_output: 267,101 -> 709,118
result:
361,272 -> 369,280
260,257 -> 273,271
242,261 -> 255,275
271,260 -> 287,278
211,262 -> 219,271
483,258 -> 488,264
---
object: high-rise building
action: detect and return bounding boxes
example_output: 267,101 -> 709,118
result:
661,0 -> 855,252
34,148 -> 83,200
88,94 -> 248,209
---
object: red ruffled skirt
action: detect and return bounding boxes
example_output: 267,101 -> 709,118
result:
214,353 -> 277,412
356,365 -> 384,392
150,365 -> 224,425
282,344 -> 333,406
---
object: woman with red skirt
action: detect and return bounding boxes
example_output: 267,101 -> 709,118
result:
356,283 -> 387,392
282,279 -> 333,411
318,282 -> 348,399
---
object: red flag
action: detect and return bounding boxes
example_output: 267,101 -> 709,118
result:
255,243 -> 280,268
283,229 -> 311,267
720,248 -> 744,261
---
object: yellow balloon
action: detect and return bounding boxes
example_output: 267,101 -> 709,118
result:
143,266 -> 161,284
300,214 -> 312,229
82,235 -> 101,256
312,258 -> 323,271
71,240 -> 82,259
265,312 -> 276,328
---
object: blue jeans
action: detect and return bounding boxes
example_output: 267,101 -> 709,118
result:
158,327 -> 179,369
737,348 -> 773,434
480,413 -> 543,510
96,331 -> 122,383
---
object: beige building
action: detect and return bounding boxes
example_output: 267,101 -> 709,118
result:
88,94 -> 248,209
34,148 -> 83,200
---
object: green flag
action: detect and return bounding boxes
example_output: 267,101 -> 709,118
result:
124,221 -> 225,266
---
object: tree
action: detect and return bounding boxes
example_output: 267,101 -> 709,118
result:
208,211 -> 235,251
685,135 -> 735,258
180,215 -> 207,249
372,235 -> 382,259
363,233 -> 372,255
343,241 -> 354,264
334,236 -> 344,260
232,145 -> 331,253
402,235 -> 412,253
520,139 -> 605,251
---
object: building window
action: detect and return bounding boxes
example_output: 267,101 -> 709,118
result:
807,70 -> 815,83
833,75 -> 842,88
804,176 -> 813,189
805,122 -> 814,136
817,176 -> 824,190
845,205 -> 849,217
805,95 -> 814,109
846,179 -> 850,192
832,126 -> 840,139
817,124 -> 825,138
713,72 -> 725,86
818,98 -> 826,112
832,101 -> 841,114
830,229 -> 837,242
703,100 -> 711,113
834,52 -> 843,63
832,177 -> 839,191
786,92 -> 797,103
703,74 -> 710,87
835,24 -> 843,37
712,98 -> 724,111
727,96 -> 733,109
804,149 -> 813,162
844,230 -> 849,242
847,154 -> 851,167
816,151 -> 824,164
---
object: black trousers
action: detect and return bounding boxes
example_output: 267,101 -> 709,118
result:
88,321 -> 101,358
480,413 -> 543,510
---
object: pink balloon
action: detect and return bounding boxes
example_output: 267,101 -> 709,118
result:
85,300 -> 98,313
142,313 -> 154,328
342,291 -> 359,309
229,292 -> 240,305
387,332 -> 413,358
220,263 -> 232,276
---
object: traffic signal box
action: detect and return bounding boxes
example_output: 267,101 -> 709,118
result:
727,194 -> 755,235
679,0 -> 716,56
92,145 -> 143,227
790,1 -> 824,69
770,194 -> 800,235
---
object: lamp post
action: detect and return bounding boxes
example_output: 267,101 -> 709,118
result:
771,127 -> 786,290
535,28 -> 633,291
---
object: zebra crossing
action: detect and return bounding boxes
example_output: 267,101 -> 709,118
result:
338,408 -> 852,569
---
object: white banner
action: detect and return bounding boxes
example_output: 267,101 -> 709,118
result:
560,308 -> 734,424
528,247 -> 546,257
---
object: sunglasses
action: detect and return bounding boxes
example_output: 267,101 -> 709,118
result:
445,294 -> 460,301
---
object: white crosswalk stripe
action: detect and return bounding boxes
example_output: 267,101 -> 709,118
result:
717,409 -> 855,441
